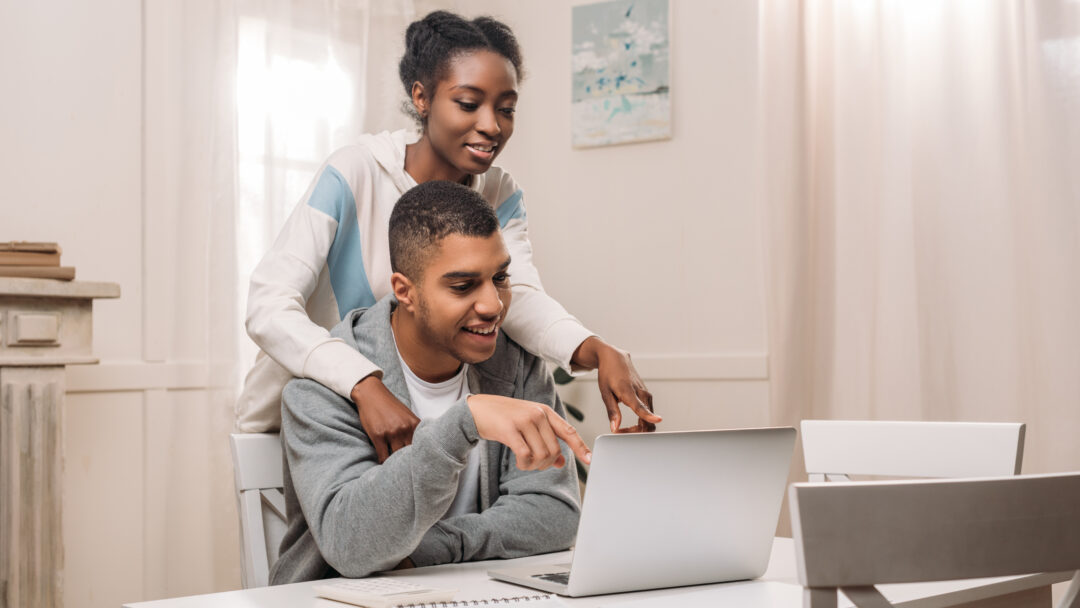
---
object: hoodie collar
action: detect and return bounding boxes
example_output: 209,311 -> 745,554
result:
333,296 -> 412,409
332,294 -> 517,409
367,129 -> 487,195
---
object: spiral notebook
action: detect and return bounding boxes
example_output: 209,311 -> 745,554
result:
313,577 -> 568,607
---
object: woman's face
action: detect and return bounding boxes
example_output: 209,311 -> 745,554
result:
420,50 -> 518,177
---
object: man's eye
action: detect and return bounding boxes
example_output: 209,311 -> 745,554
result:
450,282 -> 472,293
456,101 -> 479,111
494,273 -> 510,285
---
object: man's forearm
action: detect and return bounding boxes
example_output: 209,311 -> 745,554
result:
283,380 -> 479,577
410,483 -> 580,566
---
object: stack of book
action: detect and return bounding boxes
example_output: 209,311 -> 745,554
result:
0,242 -> 75,280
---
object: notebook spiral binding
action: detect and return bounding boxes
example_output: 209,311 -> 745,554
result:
398,595 -> 552,606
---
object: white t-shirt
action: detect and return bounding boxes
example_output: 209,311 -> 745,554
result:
397,351 -> 481,519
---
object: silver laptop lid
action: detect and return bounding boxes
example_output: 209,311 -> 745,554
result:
566,427 -> 796,596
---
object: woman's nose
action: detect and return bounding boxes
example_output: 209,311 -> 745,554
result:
476,106 -> 501,137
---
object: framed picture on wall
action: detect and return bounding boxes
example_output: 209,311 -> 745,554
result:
571,0 -> 671,148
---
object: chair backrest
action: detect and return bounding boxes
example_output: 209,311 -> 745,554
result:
789,473 -> 1080,608
229,433 -> 287,589
800,420 -> 1025,481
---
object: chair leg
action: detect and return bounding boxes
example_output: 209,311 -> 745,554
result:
1059,571 -> 1080,608
841,586 -> 895,608
804,587 -> 837,608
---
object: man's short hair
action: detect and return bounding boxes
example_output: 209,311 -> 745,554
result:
389,180 -> 501,280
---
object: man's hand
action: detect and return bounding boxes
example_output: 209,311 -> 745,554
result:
572,337 -> 662,433
350,375 -> 421,464
467,394 -> 592,470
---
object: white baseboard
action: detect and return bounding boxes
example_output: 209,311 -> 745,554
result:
65,361 -> 236,392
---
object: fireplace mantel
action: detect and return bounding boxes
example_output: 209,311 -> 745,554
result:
0,277 -> 120,608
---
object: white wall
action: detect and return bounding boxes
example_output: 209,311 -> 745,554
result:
459,0 -> 769,443
0,2 -> 240,607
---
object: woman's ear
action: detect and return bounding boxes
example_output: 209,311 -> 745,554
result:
410,81 -> 428,119
391,272 -> 417,311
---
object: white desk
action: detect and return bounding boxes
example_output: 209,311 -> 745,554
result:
124,538 -> 1070,608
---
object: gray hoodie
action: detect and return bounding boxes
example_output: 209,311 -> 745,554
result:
268,296 -> 581,584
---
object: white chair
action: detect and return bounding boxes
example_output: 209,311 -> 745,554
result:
229,433 -> 287,588
800,420 -> 1025,482
789,473 -> 1080,608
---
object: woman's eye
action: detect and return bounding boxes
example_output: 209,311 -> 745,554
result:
456,101 -> 479,111
499,107 -> 516,116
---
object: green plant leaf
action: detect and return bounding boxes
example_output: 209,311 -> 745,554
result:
552,368 -> 575,385
575,458 -> 589,483
565,403 -> 585,422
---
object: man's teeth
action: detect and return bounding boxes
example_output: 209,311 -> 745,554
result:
464,325 -> 496,335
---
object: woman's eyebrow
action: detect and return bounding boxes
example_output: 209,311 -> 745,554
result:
449,84 -> 518,98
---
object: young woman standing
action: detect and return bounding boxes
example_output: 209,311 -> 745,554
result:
238,11 -> 660,461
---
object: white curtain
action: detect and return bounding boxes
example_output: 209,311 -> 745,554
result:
143,0 -> 428,596
140,1 -> 244,597
760,0 -> 1080,520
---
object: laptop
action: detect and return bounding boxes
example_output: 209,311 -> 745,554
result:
488,427 -> 796,597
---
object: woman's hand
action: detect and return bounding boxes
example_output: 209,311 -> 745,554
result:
350,375 -> 422,463
571,337 -> 662,433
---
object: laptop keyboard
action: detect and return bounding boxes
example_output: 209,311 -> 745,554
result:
532,572 -> 570,585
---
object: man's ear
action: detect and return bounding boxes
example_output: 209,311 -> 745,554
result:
391,272 -> 418,312
410,82 -> 428,119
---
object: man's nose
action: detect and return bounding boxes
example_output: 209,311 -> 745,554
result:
475,282 -> 504,318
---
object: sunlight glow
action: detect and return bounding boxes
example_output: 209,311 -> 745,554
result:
237,17 -> 353,164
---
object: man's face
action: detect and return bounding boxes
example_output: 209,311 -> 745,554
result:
411,232 -> 513,366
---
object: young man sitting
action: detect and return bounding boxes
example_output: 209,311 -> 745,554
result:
269,180 -> 590,584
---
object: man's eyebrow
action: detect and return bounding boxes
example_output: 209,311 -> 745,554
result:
441,257 -> 511,280
442,271 -> 480,279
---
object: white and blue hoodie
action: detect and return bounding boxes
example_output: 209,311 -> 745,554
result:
237,130 -> 593,432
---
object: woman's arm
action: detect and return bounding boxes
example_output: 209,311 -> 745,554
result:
245,164 -> 380,397
245,161 -> 420,456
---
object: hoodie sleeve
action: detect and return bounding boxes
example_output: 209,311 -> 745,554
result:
492,175 -> 596,372
408,353 -> 582,566
245,160 -> 382,400
281,378 -> 481,578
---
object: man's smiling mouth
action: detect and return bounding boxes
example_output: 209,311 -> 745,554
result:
463,319 -> 499,335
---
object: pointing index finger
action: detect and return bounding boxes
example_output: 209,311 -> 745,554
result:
546,407 -> 592,465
